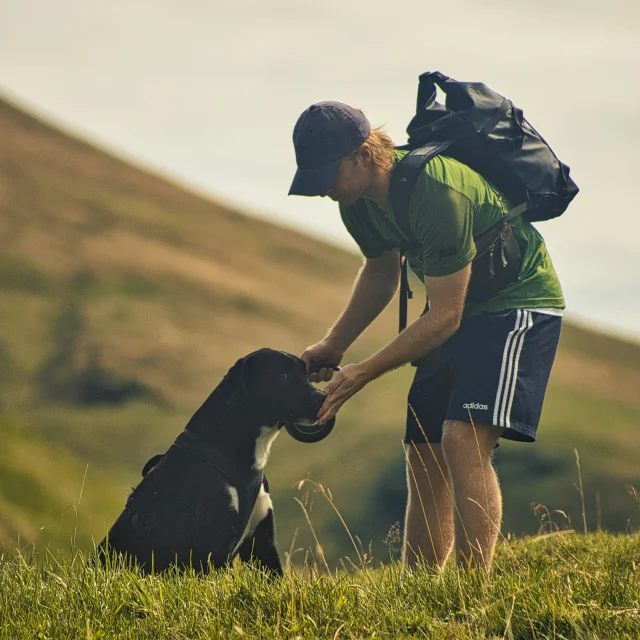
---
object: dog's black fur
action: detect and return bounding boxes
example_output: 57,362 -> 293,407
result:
98,348 -> 333,575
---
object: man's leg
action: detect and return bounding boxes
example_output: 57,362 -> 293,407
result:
403,442 -> 455,569
441,419 -> 503,571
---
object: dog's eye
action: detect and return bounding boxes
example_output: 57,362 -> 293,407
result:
280,373 -> 288,380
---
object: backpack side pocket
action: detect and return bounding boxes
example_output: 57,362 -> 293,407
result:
466,220 -> 522,303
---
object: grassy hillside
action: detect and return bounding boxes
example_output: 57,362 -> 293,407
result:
0,95 -> 639,564
1,534 -> 639,639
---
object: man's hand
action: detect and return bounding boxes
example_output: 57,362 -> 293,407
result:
316,362 -> 373,424
301,339 -> 344,383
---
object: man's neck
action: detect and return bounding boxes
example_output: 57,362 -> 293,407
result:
362,166 -> 393,212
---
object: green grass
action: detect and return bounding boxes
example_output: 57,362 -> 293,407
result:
1,533 -> 639,639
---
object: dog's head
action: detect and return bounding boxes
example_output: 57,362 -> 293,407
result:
218,348 -> 334,435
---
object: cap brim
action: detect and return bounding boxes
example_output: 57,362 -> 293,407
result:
288,157 -> 342,197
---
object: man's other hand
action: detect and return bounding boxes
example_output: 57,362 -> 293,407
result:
301,339 -> 344,382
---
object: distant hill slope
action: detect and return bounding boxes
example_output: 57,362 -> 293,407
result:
1,95 -> 638,562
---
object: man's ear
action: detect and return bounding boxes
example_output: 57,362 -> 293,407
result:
358,143 -> 372,167
219,356 -> 255,407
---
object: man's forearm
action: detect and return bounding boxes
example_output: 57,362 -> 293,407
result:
363,264 -> 470,378
326,259 -> 399,351
363,308 -> 459,378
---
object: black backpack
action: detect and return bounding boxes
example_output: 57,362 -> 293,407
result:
390,71 -> 579,332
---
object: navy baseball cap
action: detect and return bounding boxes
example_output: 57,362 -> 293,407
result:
288,101 -> 371,197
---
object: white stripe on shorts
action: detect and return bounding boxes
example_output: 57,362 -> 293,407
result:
493,310 -> 534,429
502,310 -> 534,428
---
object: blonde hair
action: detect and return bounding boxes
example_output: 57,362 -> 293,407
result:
362,127 -> 396,172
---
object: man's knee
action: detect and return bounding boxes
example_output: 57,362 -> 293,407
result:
441,420 -> 502,463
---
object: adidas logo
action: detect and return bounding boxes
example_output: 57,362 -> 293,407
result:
463,402 -> 489,410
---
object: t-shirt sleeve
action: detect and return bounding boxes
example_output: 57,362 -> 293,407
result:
409,175 -> 477,277
339,202 -> 391,259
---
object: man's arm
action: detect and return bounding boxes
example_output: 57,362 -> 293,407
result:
324,250 -> 401,351
363,263 -> 471,377
316,263 -> 471,424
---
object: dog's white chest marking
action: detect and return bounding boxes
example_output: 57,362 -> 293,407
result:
253,425 -> 280,470
226,485 -> 239,513
231,484 -> 273,556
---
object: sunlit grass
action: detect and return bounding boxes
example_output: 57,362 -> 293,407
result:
0,532 -> 639,639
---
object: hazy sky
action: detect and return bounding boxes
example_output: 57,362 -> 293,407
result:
2,0 -> 639,340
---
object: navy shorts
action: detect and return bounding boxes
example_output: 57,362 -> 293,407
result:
405,309 -> 562,444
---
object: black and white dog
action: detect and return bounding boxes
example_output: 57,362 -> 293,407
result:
98,348 -> 334,575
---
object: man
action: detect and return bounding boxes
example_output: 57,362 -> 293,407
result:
289,101 -> 563,572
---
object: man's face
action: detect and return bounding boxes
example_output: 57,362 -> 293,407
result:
323,150 -> 370,206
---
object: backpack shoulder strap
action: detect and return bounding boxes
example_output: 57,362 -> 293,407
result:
399,256 -> 413,332
389,141 -> 453,247
502,201 -> 529,223
390,142 -> 451,334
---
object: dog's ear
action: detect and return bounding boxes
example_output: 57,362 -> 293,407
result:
219,355 -> 255,407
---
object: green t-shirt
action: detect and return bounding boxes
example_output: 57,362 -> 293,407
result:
339,151 -> 564,317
